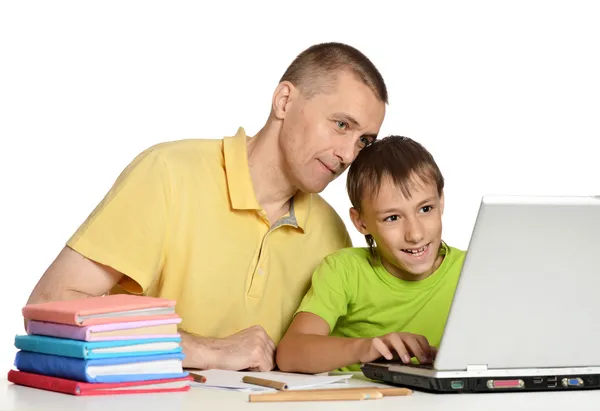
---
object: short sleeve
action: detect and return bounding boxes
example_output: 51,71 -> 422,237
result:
294,254 -> 353,332
66,148 -> 171,294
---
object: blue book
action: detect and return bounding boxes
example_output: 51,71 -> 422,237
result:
14,351 -> 188,383
14,334 -> 182,359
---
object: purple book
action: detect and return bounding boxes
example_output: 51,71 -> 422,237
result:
26,318 -> 181,341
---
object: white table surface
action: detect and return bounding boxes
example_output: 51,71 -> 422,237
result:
2,374 -> 600,411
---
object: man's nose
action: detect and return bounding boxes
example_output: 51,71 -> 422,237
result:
333,137 -> 358,165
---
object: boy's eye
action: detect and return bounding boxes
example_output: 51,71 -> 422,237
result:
384,215 -> 399,222
420,205 -> 433,213
358,136 -> 372,148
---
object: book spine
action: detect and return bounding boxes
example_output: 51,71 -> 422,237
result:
7,370 -> 79,395
27,321 -> 89,340
15,339 -> 87,359
14,351 -> 90,382
22,307 -> 79,326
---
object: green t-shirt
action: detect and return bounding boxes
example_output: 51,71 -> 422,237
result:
295,242 -> 466,371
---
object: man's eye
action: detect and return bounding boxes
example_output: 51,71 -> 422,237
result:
336,121 -> 348,130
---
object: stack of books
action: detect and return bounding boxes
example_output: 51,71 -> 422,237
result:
8,294 -> 193,396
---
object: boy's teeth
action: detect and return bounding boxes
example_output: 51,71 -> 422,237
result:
402,245 -> 428,255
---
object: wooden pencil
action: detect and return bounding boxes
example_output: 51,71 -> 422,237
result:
242,376 -> 288,390
189,372 -> 206,383
287,386 -> 413,396
248,390 -> 383,402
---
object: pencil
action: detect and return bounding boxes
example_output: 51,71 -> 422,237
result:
248,390 -> 383,402
189,372 -> 206,383
286,387 -> 413,396
242,376 -> 288,390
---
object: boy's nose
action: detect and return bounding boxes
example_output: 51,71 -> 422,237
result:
405,218 -> 425,243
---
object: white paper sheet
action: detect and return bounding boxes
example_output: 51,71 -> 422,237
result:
189,370 -> 354,392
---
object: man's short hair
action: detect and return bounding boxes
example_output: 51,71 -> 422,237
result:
280,42 -> 388,103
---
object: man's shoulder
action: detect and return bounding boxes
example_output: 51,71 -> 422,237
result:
309,194 -> 346,228
306,194 -> 352,246
144,138 -> 224,165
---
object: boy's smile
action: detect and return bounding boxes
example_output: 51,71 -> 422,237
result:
351,173 -> 445,281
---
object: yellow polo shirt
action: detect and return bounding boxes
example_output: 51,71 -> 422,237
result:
66,127 -> 352,343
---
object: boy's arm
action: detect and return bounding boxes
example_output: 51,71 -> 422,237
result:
276,312 -> 370,373
276,312 -> 435,374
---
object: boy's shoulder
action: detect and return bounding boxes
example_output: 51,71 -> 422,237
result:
441,244 -> 467,273
320,246 -> 374,271
445,244 -> 467,260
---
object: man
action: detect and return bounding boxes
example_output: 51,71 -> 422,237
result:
25,42 -> 388,372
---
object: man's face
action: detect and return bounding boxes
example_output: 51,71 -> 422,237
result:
278,72 -> 386,193
352,174 -> 445,281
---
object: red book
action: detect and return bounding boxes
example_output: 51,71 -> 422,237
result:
7,370 -> 192,396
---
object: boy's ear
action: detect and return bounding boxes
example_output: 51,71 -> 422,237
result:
349,207 -> 370,236
440,191 -> 445,215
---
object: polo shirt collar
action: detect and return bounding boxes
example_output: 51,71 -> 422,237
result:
223,127 -> 311,231
223,127 -> 260,211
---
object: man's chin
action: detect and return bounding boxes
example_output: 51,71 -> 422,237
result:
298,179 -> 333,194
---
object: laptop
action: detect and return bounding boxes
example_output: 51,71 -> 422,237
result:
361,195 -> 600,393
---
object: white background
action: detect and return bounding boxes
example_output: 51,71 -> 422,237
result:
0,1 -> 598,372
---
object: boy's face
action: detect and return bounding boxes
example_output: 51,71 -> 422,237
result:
350,174 -> 445,281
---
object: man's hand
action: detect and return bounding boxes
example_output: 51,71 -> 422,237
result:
181,325 -> 276,371
357,332 -> 436,365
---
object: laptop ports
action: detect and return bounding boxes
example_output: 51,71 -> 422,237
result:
533,377 -> 543,384
486,379 -> 525,389
450,381 -> 464,390
562,377 -> 584,388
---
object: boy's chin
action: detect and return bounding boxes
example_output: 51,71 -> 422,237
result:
397,258 -> 437,278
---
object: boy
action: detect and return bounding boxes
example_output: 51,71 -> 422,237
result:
275,135 -> 466,373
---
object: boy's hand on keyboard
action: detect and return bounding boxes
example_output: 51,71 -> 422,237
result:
358,332 -> 435,365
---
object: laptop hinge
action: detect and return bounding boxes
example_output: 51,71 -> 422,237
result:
466,364 -> 488,372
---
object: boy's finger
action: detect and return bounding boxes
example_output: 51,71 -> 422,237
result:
415,335 -> 434,359
402,336 -> 428,364
372,337 -> 394,360
388,334 -> 411,363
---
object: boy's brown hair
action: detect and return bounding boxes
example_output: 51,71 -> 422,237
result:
346,135 -> 445,250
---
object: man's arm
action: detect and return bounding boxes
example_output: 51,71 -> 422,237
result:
276,312 -> 436,374
26,246 -> 275,371
25,246 -> 123,320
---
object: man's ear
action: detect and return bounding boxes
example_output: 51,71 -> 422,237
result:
349,207 -> 370,236
272,81 -> 295,120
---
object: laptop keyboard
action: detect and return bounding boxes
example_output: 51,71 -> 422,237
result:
403,363 -> 434,369
372,358 -> 435,369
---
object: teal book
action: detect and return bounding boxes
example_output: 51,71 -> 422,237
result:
14,334 -> 181,359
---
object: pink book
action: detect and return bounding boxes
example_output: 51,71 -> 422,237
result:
22,294 -> 179,326
27,318 -> 182,341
